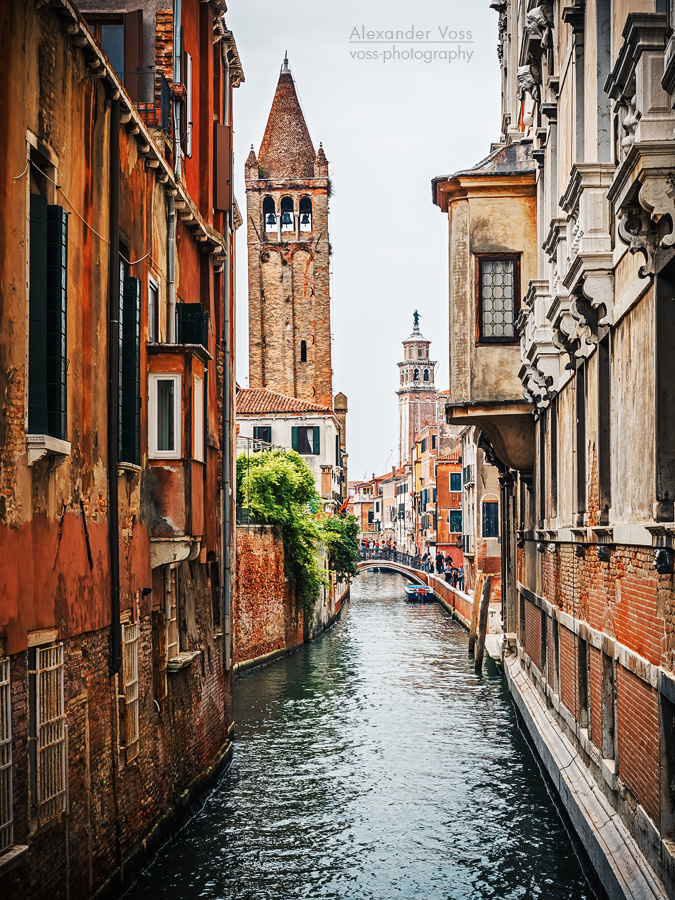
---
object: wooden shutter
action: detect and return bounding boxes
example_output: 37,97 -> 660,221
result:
123,10 -> 143,101
177,303 -> 208,347
482,502 -> 499,538
214,124 -> 232,212
291,427 -> 299,452
253,426 -> 259,440
312,425 -> 320,455
46,205 -> 68,441
120,277 -> 141,465
29,195 -> 49,435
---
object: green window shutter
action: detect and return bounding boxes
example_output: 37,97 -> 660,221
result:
291,427 -> 299,452
177,302 -> 209,347
312,425 -> 320,455
482,502 -> 499,538
120,276 -> 141,465
46,205 -> 68,440
29,195 -> 49,435
450,510 -> 462,533
450,472 -> 461,492
253,426 -> 259,440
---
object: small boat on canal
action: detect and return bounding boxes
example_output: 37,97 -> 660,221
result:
405,584 -> 433,601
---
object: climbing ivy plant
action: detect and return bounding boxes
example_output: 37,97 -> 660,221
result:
236,449 -> 324,613
237,450 -> 361,615
319,514 -> 361,583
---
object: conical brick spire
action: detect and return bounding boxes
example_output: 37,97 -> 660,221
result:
258,56 -> 315,179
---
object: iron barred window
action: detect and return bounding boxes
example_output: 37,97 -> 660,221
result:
122,623 -> 140,763
28,644 -> 66,826
0,659 -> 12,852
478,256 -> 519,343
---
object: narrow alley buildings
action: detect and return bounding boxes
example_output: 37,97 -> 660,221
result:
433,3 -> 675,896
0,1 -> 242,896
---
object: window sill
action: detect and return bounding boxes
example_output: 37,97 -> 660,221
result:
0,844 -> 29,876
27,434 -> 71,468
167,650 -> 201,673
118,462 -> 141,476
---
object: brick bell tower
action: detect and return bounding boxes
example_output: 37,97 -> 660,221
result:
397,311 -> 437,466
245,55 -> 333,410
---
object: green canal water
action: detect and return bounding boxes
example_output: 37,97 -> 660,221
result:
124,570 -> 596,900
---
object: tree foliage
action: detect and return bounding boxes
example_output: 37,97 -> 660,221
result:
237,450 -> 361,614
237,449 -> 324,613
320,514 -> 361,582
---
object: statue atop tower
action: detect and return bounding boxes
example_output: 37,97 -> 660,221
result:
245,56 -> 333,410
397,313 -> 437,466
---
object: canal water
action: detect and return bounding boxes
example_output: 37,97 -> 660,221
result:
125,571 -> 596,900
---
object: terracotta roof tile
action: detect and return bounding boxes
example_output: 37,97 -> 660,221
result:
237,388 -> 332,415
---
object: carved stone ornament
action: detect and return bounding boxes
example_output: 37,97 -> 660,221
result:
617,207 -> 658,278
517,64 -> 541,104
570,294 -> 599,359
581,270 -> 614,325
526,5 -> 554,48
639,175 -> 675,249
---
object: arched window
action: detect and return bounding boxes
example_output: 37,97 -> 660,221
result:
400,370 -> 404,385
423,369 -> 429,382
413,368 -> 419,382
299,197 -> 312,232
300,340 -> 307,363
280,196 -> 294,232
263,196 -> 276,233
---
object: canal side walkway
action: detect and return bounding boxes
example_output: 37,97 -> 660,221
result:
388,564 -> 670,900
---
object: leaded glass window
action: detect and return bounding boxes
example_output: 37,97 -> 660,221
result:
478,257 -> 518,342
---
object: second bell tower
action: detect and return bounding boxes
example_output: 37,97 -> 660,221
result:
245,56 -> 333,410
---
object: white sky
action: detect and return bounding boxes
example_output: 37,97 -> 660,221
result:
228,0 -> 501,480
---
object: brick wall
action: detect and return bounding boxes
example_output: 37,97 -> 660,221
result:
234,525 -> 304,665
617,665 -> 660,825
3,581 -> 231,900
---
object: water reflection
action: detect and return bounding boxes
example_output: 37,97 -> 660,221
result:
125,571 -> 595,900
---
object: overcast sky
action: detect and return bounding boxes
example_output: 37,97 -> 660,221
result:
228,0 -> 501,481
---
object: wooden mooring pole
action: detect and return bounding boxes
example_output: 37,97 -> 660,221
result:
468,573 -> 484,654
474,575 -> 492,673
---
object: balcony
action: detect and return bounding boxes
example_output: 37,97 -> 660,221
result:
123,70 -> 171,133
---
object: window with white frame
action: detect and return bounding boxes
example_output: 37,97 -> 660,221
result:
122,623 -> 140,763
167,568 -> 179,661
28,644 -> 66,827
149,373 -> 181,459
193,374 -> 204,462
0,659 -> 12,853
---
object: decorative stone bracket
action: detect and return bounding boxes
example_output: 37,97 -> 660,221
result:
617,206 -> 659,278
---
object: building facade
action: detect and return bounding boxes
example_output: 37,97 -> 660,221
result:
0,1 -> 242,896
433,2 -> 675,895
236,388 -> 344,509
245,57 -> 333,411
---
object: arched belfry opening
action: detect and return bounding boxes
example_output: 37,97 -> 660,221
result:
299,197 -> 312,232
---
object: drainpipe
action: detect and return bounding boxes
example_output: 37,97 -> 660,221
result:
167,196 -> 176,342
222,50 -> 232,671
223,209 -> 232,671
167,0 -> 182,342
108,98 -> 121,675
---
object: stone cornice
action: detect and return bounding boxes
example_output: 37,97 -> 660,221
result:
605,12 -> 667,101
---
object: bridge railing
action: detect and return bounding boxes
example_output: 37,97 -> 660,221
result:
359,547 -> 431,572
359,547 -> 465,589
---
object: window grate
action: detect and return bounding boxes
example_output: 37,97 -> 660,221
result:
0,659 -> 12,852
33,645 -> 66,826
122,623 -> 140,763
479,257 -> 517,341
